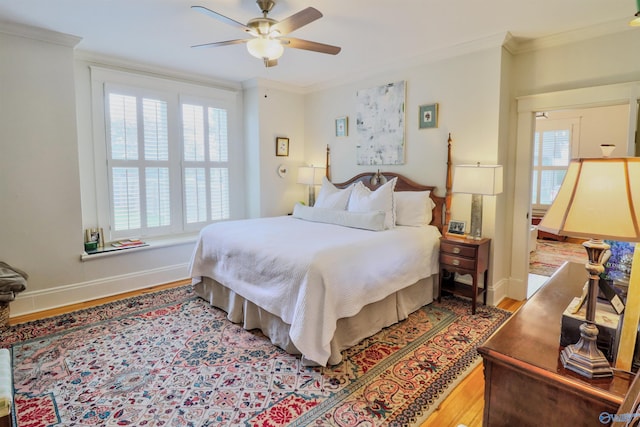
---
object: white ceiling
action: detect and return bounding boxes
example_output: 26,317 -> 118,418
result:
0,0 -> 636,91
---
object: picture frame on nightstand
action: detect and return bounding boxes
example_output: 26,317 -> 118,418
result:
448,220 -> 466,235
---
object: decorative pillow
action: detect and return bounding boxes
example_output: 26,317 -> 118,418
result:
292,204 -> 386,231
395,191 -> 436,226
347,177 -> 397,229
314,177 -> 353,210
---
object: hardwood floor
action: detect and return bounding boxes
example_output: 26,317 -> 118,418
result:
8,279 -> 191,325
9,281 -> 525,427
420,297 -> 525,427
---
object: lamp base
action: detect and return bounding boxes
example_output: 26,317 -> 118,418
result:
560,321 -> 613,378
469,194 -> 483,240
308,185 -> 316,207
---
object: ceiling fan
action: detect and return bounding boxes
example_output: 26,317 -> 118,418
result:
191,0 -> 341,67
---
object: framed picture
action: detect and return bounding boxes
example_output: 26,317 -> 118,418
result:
419,103 -> 439,129
85,227 -> 104,248
335,116 -> 348,137
276,137 -> 289,157
447,220 -> 466,235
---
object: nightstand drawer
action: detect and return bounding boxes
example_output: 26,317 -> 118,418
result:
441,242 -> 477,258
440,253 -> 476,270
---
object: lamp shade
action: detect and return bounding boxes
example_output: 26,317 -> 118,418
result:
297,166 -> 324,185
452,164 -> 503,196
538,158 -> 640,241
632,0 -> 640,26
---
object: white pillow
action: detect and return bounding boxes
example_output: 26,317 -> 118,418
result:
292,204 -> 385,231
314,177 -> 353,210
395,191 -> 436,226
347,177 -> 397,229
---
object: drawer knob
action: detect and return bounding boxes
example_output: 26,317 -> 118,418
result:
452,259 -> 460,266
453,247 -> 461,254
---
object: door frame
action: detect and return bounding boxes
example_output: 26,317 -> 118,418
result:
510,82 -> 640,300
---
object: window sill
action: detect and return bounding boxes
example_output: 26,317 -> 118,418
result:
80,233 -> 198,261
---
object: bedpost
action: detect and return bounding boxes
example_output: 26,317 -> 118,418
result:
326,144 -> 331,180
445,133 -> 453,230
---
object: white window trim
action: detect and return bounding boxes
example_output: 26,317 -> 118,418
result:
89,66 -> 243,242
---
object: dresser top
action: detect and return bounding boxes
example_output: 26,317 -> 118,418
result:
478,261 -> 634,398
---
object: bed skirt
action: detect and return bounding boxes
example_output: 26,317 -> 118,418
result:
193,275 -> 435,366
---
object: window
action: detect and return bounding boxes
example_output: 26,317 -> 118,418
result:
91,67 -> 240,241
107,92 -> 171,235
531,118 -> 580,210
181,101 -> 230,230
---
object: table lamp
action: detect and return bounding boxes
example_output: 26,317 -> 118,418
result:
452,163 -> 503,239
538,151 -> 640,378
297,166 -> 324,206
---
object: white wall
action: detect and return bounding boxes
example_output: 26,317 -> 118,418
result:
513,30 -> 640,97
305,47 -> 504,193
243,81 -> 307,218
542,105 -> 630,158
0,29 -> 84,297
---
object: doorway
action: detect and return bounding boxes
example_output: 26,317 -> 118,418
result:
511,81 -> 640,303
527,104 -> 631,295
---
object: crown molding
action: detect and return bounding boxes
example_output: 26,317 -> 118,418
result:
0,20 -> 81,47
76,50 -> 242,92
506,17 -> 634,55
241,78 -> 307,95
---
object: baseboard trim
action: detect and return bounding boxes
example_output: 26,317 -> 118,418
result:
488,277 -> 508,306
9,263 -> 190,317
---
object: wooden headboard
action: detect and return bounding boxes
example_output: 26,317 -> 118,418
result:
324,136 -> 452,234
332,171 -> 445,232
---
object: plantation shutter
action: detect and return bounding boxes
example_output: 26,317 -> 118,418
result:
532,121 -> 576,210
93,67 -> 241,243
182,102 -> 230,229
106,91 -> 171,237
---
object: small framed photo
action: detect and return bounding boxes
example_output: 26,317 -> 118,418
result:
335,116 -> 348,137
276,137 -> 289,157
447,220 -> 466,235
85,227 -> 105,248
419,103 -> 439,129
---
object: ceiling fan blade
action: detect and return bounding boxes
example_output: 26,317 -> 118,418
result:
191,39 -> 250,49
191,5 -> 252,33
281,38 -> 341,55
271,7 -> 322,36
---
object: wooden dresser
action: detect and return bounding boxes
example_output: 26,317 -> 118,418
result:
478,262 -> 634,426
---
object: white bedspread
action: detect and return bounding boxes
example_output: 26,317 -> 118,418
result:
189,215 -> 441,366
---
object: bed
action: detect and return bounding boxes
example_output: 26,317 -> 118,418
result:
189,152 -> 450,366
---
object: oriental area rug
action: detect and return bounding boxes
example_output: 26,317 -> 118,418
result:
529,239 -> 587,277
2,285 -> 509,427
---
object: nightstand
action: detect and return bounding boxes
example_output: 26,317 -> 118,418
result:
438,235 -> 490,314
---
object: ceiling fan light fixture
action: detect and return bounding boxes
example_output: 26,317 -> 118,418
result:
247,37 -> 284,60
